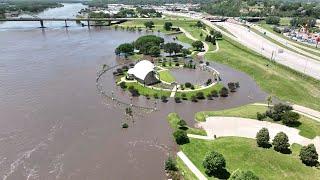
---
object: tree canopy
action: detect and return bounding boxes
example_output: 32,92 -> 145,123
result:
134,35 -> 164,54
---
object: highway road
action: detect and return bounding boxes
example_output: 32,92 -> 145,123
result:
202,20 -> 320,80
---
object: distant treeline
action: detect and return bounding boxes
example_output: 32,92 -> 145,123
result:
0,1 -> 63,13
202,0 -> 320,18
85,0 -> 213,7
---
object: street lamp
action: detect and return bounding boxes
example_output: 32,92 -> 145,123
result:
130,97 -> 133,106
111,91 -> 114,100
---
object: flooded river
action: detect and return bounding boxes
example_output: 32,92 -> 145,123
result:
0,3 -> 268,180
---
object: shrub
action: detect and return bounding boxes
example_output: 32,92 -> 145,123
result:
145,94 -> 150,99
181,93 -> 187,100
265,16 -> 280,24
229,169 -> 259,180
177,119 -> 187,128
196,92 -> 205,99
256,128 -> 270,148
227,82 -> 236,92
173,130 -> 189,145
273,26 -> 282,33
122,65 -> 129,71
211,90 -> 218,97
235,81 -> 240,88
299,144 -> 319,166
281,111 -> 300,126
162,62 -> 166,67
153,93 -> 159,99
272,132 -> 290,153
219,87 -> 229,97
122,122 -> 129,128
190,85 -> 195,90
164,157 -> 177,171
119,82 -> 127,89
191,95 -> 197,102
206,79 -> 212,86
130,88 -> 140,97
185,82 -> 192,88
125,107 -> 132,116
257,112 -> 266,120
161,95 -> 168,102
174,96 -> 181,103
175,62 -> 179,66
202,151 -> 226,175
207,94 -> 213,100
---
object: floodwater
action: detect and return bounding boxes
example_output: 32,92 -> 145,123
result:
0,3 -> 268,180
169,68 -> 213,85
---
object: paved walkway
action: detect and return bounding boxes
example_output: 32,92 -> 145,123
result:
198,116 -> 320,160
170,85 -> 177,97
177,151 -> 208,180
179,27 -> 209,56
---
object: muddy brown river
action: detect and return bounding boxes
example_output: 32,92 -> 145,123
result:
0,3 -> 269,180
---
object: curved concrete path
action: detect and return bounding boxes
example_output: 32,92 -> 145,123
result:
198,116 -> 320,160
179,27 -> 209,56
177,151 -> 208,180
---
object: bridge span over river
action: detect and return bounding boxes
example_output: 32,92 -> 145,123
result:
0,17 -> 158,28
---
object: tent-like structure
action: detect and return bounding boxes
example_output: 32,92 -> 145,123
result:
127,60 -> 160,85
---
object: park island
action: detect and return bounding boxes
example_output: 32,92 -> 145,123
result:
0,0 -> 320,180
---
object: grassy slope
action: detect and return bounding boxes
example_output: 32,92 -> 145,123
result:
249,26 -> 319,60
168,113 -> 207,136
257,21 -> 320,51
194,104 -> 320,139
159,69 -> 175,83
176,156 -> 198,180
204,35 -> 320,111
125,82 -> 171,97
175,83 -> 224,100
180,137 -> 320,180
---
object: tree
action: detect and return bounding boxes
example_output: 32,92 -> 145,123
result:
227,82 -> 236,92
174,96 -> 181,103
272,132 -> 290,153
229,169 -> 259,180
265,16 -> 280,24
164,157 -> 177,171
192,41 -> 204,51
173,130 -> 189,145
203,151 -> 226,175
195,20 -> 203,28
177,119 -> 187,128
149,46 -> 161,56
134,35 -> 164,54
299,144 -> 319,166
144,21 -> 154,29
164,21 -> 173,31
181,93 -> 187,100
164,42 -> 183,56
266,95 -> 272,107
281,111 -> 300,126
181,48 -> 191,57
115,43 -> 134,56
219,87 -> 229,97
119,82 -> 127,89
153,93 -> 159,99
256,128 -> 270,148
200,32 -> 203,37
211,90 -> 218,97
196,92 -> 205,99
185,82 -> 192,88
191,95 -> 197,102
214,31 -> 222,39
161,95 -> 168,102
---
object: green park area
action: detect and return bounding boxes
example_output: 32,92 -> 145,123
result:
159,70 -> 175,83
168,113 -> 207,136
125,82 -> 171,97
179,137 -> 320,180
194,104 -> 320,139
115,19 -> 320,111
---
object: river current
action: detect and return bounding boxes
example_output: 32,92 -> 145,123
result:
0,3 -> 267,180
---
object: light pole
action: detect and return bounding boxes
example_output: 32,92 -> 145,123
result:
130,97 -> 133,106
111,91 -> 114,100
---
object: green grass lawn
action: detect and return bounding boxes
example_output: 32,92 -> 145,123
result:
280,17 -> 291,26
175,83 -> 224,100
159,69 -> 175,83
125,82 -> 171,97
213,23 -> 235,37
176,156 -> 198,180
128,53 -> 143,61
194,104 -> 320,139
168,113 -> 207,136
204,35 -> 320,111
180,137 -> 320,180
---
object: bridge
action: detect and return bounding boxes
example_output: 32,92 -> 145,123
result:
0,17 -> 157,28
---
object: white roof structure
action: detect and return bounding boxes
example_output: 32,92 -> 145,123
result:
127,60 -> 155,80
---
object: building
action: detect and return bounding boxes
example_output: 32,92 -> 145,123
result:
127,60 -> 160,85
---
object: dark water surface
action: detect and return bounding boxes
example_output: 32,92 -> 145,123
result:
0,4 -> 268,180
